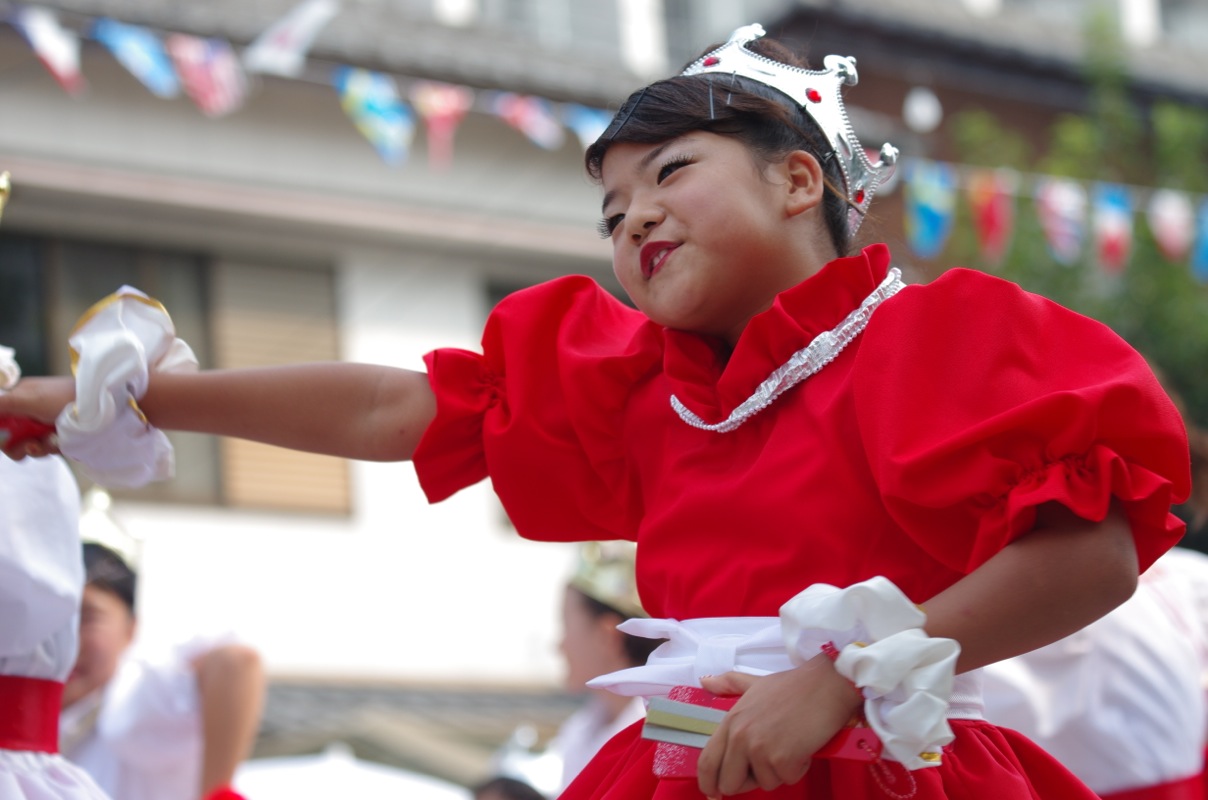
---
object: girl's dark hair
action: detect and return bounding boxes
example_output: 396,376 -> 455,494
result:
473,776 -> 547,800
574,587 -> 664,668
83,542 -> 137,614
585,37 -> 851,257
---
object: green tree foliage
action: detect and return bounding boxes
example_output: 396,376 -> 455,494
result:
945,6 -> 1208,428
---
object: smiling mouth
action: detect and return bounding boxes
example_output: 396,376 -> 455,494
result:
642,243 -> 678,278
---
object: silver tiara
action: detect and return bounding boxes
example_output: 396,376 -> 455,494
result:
681,24 -> 898,238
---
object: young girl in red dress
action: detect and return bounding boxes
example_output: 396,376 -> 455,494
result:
0,24 -> 1191,800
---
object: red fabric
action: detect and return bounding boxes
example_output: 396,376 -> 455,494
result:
0,675 -> 62,753
563,719 -> 1100,799
1099,773 -> 1206,800
202,787 -> 248,800
413,243 -> 1191,798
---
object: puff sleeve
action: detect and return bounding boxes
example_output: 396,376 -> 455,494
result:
852,268 -> 1190,575
413,276 -> 659,542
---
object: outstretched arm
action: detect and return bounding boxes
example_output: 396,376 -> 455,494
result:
696,502 -> 1138,798
0,363 -> 437,462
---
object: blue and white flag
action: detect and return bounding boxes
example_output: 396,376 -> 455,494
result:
1192,197 -> 1208,283
333,67 -> 415,165
903,159 -> 958,260
562,104 -> 613,151
244,0 -> 340,77
92,18 -> 179,98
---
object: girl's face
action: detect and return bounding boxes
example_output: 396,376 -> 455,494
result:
559,587 -> 623,692
599,131 -> 820,346
63,584 -> 135,708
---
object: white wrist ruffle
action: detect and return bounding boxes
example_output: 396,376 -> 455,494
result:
0,345 -> 20,389
58,286 -> 198,488
780,576 -> 959,770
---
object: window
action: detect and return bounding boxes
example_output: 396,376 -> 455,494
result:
0,234 -> 348,513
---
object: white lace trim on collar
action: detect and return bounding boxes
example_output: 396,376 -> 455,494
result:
671,268 -> 904,433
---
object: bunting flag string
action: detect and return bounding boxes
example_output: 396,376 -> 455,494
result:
5,4 -> 1208,284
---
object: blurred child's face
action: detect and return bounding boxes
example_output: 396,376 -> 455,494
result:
63,584 -> 135,708
599,132 -> 815,346
559,587 -> 622,692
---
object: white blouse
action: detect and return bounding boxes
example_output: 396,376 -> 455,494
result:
983,547 -> 1208,795
0,455 -> 111,800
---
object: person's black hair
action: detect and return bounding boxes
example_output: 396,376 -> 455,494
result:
585,36 -> 852,257
472,775 -> 547,800
82,541 -> 137,614
572,586 -> 664,668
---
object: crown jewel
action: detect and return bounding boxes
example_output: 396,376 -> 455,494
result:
681,24 -> 898,238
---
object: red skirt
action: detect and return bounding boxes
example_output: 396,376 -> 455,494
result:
561,719 -> 1098,799
1100,773 -> 1206,800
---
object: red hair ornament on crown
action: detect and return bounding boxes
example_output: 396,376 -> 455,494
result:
681,24 -> 898,239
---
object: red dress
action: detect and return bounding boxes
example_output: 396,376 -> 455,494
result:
414,244 -> 1190,799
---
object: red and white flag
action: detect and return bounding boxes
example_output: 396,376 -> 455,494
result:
243,0 -> 339,78
1034,177 -> 1087,266
966,168 -> 1018,267
1092,183 -> 1133,275
10,6 -> 85,95
489,92 -> 566,150
410,81 -> 474,171
1146,188 -> 1195,263
166,34 -> 247,117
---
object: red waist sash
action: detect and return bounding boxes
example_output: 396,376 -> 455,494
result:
0,675 -> 62,753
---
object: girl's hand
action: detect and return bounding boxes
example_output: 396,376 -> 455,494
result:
696,656 -> 862,798
0,376 -> 75,458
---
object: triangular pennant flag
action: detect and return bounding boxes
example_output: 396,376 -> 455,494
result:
166,34 -> 247,117
410,81 -> 474,171
91,18 -> 179,99
1092,182 -> 1133,275
1146,188 -> 1195,263
488,92 -> 566,151
902,159 -> 958,260
1192,198 -> 1208,283
562,104 -> 613,151
966,168 -> 1018,266
11,6 -> 85,95
333,67 -> 415,165
1034,176 -> 1087,266
243,0 -> 339,78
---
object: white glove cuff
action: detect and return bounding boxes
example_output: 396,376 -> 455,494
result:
780,576 -> 959,770
58,286 -> 198,488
